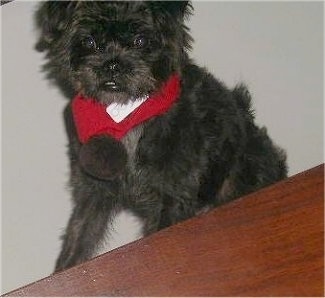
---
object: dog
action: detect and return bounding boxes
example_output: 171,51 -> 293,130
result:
35,1 -> 287,272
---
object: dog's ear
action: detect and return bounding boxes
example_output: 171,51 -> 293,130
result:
34,1 -> 77,52
149,1 -> 192,19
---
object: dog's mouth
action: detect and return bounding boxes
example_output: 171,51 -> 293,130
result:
94,81 -> 147,105
95,77 -> 154,105
102,80 -> 120,91
74,70 -> 156,105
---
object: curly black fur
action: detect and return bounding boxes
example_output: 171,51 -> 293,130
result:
35,1 -> 287,271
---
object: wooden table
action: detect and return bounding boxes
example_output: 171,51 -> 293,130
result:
4,164 -> 324,297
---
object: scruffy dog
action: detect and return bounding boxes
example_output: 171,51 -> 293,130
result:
35,1 -> 287,272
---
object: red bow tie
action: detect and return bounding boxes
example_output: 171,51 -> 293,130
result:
72,74 -> 181,143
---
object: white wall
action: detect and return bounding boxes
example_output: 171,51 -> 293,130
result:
1,1 -> 323,294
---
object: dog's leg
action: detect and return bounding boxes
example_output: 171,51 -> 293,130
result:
135,194 -> 198,235
130,173 -> 200,235
54,190 -> 118,272
54,105 -> 122,271
128,194 -> 163,236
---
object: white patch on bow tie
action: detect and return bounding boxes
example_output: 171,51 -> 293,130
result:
106,95 -> 149,123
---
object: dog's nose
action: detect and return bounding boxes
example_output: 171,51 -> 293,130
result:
105,60 -> 119,73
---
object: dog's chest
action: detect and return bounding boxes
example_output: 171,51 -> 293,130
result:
92,126 -> 145,257
121,124 -> 144,167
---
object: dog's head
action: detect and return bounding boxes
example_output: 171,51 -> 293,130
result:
35,1 -> 192,105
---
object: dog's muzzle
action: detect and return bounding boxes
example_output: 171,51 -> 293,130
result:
103,60 -> 120,91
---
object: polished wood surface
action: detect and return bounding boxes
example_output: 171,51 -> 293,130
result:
4,164 -> 324,297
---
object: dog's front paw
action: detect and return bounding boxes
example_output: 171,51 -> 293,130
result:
79,135 -> 127,180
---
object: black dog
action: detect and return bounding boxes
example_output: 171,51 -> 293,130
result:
35,1 -> 287,272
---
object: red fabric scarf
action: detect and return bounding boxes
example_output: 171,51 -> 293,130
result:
72,74 -> 181,143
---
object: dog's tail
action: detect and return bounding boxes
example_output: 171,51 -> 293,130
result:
232,84 -> 253,112
232,83 -> 288,180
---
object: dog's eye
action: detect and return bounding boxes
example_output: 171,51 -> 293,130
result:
81,36 -> 97,50
133,35 -> 148,49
